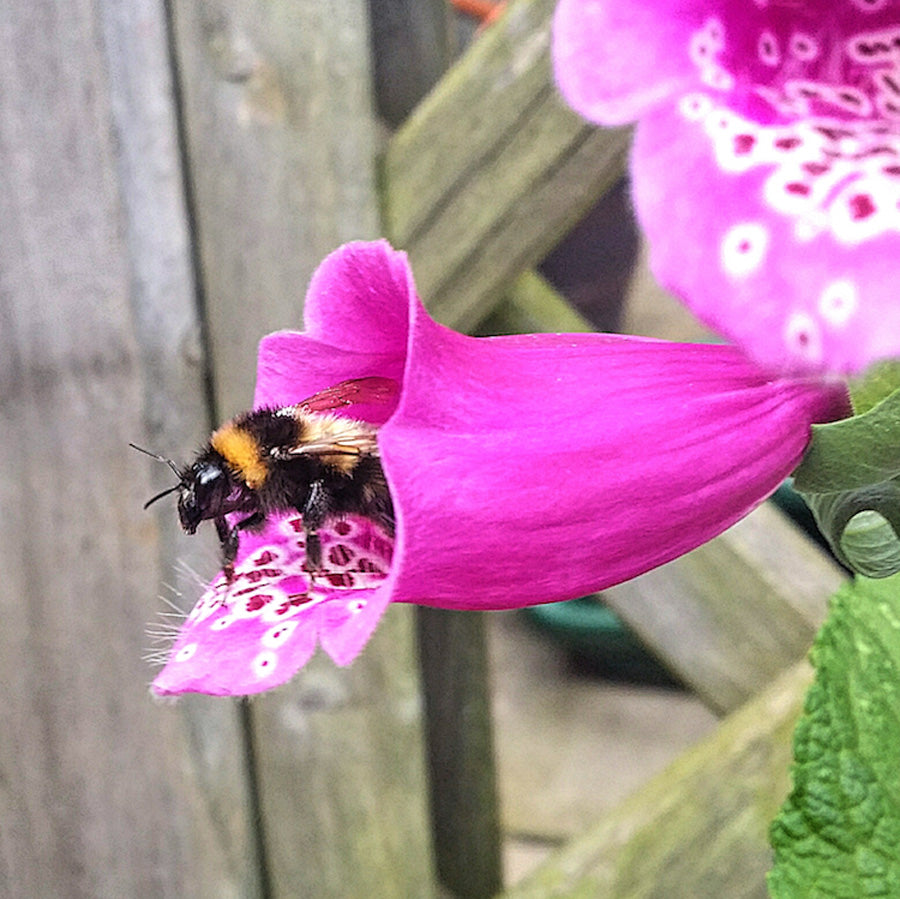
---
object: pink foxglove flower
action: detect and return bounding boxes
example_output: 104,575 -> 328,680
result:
553,0 -> 900,374
152,240 -> 846,696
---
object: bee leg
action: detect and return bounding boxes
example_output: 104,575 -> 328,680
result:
214,517 -> 237,582
301,479 -> 331,577
216,513 -> 265,582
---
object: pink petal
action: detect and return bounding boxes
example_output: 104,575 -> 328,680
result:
553,0 -> 900,373
152,514 -> 394,696
258,242 -> 846,612
632,102 -> 900,373
553,0 -> 698,123
153,241 -> 847,695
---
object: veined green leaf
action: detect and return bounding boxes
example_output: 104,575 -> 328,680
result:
769,574 -> 900,898
793,390 -> 900,495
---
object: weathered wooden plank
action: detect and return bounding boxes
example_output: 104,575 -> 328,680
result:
0,1 -> 253,896
382,0 -> 630,330
417,609 -> 503,899
168,3 -> 435,896
100,1 -> 265,894
369,0 -> 456,127
502,661 -> 812,899
169,0 -> 383,419
603,503 -> 845,714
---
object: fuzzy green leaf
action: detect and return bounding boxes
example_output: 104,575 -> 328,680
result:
769,574 -> 900,898
793,390 -> 900,495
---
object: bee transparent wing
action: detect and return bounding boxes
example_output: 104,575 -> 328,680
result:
292,377 -> 399,415
271,430 -> 379,460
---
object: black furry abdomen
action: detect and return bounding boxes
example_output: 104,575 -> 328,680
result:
257,452 -> 395,536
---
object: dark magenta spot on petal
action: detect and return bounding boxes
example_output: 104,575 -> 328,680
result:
254,550 -> 276,566
246,595 -> 267,611
234,567 -> 280,584
775,137 -> 802,150
888,165 -> 900,177
786,182 -> 811,196
803,162 -> 829,176
326,572 -> 355,588
849,194 -> 876,220
334,520 -> 352,536
734,133 -> 755,154
816,126 -> 853,141
329,544 -> 353,566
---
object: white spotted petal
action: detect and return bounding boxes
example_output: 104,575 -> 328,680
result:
554,0 -> 900,373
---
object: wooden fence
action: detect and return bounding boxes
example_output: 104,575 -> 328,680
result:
0,1 -> 844,897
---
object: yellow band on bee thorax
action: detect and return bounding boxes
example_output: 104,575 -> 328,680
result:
210,424 -> 269,488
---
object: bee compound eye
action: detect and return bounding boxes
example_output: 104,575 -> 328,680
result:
198,466 -> 222,486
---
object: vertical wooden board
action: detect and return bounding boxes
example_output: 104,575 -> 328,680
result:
169,3 -> 434,896
98,1 -> 264,894
169,0 -> 382,418
256,610 -> 432,898
0,2 -> 252,896
369,0 -> 456,127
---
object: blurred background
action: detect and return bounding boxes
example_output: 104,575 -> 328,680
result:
0,1 -> 846,897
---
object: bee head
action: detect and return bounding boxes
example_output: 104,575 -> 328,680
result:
132,443 -> 237,533
177,458 -> 234,534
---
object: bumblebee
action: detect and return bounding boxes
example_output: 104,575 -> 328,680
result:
134,377 -> 397,581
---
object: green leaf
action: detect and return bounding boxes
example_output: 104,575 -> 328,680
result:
804,484 -> 900,578
769,574 -> 900,898
849,360 -> 900,415
793,389 -> 900,495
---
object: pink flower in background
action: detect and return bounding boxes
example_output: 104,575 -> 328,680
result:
152,241 -> 846,697
553,0 -> 900,374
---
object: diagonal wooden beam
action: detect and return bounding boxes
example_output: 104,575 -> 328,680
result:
381,0 -> 629,330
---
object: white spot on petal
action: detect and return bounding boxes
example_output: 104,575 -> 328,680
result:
721,223 -> 769,278
704,18 -> 725,48
701,65 -> 735,92
794,214 -> 826,242
349,599 -> 367,614
789,32 -> 818,61
211,615 -> 234,631
252,651 -> 278,680
174,643 -> 198,663
678,92 -> 712,121
819,280 -> 858,327
758,30 -> 780,66
784,312 -> 823,362
262,620 -> 299,649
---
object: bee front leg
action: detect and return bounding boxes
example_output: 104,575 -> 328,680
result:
215,517 -> 238,583
215,512 -> 266,582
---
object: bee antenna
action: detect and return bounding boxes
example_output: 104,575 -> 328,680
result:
142,484 -> 182,510
129,442 -> 182,480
